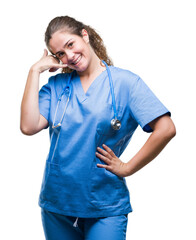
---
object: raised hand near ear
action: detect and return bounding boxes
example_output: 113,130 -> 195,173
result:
31,49 -> 68,73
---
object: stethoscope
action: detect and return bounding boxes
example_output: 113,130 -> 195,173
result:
52,60 -> 121,131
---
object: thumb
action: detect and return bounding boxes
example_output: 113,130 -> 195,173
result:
41,49 -> 48,58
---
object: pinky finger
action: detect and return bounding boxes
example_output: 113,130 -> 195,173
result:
49,64 -> 68,72
97,164 -> 106,168
55,63 -> 68,68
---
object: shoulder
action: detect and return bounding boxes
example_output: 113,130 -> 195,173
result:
109,65 -> 140,88
44,73 -> 73,97
47,72 -> 72,91
48,72 -> 70,84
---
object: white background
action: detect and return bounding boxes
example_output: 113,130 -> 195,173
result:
1,0 -> 195,239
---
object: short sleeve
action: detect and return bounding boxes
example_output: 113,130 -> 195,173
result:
129,76 -> 171,133
38,79 -> 51,123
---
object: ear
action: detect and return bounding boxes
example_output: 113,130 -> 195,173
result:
81,29 -> 89,43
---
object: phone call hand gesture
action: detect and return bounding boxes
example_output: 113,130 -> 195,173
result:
31,49 -> 68,73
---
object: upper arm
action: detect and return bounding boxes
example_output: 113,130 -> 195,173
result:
148,114 -> 176,137
35,114 -> 49,133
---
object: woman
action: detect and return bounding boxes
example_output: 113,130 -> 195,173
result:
20,15 -> 176,240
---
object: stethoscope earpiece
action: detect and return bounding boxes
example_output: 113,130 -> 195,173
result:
52,123 -> 62,129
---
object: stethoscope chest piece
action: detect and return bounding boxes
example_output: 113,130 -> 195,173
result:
111,118 -> 121,130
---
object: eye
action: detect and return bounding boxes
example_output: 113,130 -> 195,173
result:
68,42 -> 74,48
57,52 -> 65,58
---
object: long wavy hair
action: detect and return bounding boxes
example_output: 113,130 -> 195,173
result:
45,16 -> 113,73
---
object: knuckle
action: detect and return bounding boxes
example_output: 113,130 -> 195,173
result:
108,150 -> 113,154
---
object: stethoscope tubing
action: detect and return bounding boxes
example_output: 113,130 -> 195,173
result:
52,71 -> 73,129
102,60 -> 117,119
52,60 -> 121,130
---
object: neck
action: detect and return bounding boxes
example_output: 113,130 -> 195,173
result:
77,48 -> 106,79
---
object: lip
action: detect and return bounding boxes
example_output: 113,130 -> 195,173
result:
71,55 -> 82,66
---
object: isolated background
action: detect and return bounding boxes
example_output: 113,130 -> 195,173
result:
1,0 -> 195,239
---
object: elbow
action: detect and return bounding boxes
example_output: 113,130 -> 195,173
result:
20,112 -> 39,135
153,117 -> 176,141
150,115 -> 176,142
170,126 -> 176,138
165,121 -> 176,141
20,123 -> 36,136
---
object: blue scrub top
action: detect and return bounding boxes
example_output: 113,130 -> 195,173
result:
38,65 -> 171,218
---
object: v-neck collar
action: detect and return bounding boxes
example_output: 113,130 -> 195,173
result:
73,68 -> 108,103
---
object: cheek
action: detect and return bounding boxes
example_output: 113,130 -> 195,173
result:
61,56 -> 68,64
83,47 -> 92,64
78,46 -> 87,56
79,42 -> 90,56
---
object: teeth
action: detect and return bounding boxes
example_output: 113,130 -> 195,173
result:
73,55 -> 81,65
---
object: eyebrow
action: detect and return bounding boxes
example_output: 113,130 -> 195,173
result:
55,38 -> 73,55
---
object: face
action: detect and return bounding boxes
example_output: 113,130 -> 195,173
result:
48,29 -> 92,72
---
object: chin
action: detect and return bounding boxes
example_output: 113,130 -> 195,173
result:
76,67 -> 87,72
70,58 -> 90,72
76,64 -> 89,73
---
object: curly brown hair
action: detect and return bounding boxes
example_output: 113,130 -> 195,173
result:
45,16 -> 113,73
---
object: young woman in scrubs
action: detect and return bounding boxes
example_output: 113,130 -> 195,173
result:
20,15 -> 176,240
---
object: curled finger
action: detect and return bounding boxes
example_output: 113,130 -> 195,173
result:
49,63 -> 68,72
49,55 -> 60,63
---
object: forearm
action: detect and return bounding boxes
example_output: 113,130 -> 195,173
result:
20,50 -> 68,135
126,127 -> 175,177
20,67 -> 41,133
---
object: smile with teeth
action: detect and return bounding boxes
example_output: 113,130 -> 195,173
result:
72,55 -> 82,65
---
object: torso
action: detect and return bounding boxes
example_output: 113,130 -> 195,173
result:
80,80 -> 91,94
80,67 -> 106,94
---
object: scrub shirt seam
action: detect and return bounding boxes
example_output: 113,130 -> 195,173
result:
142,110 -> 171,131
127,75 -> 140,123
39,76 -> 55,123
127,75 -> 171,132
40,202 -> 132,214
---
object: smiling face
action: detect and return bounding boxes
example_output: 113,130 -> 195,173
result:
48,29 -> 93,72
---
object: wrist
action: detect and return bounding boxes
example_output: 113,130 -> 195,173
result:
125,159 -> 139,177
30,64 -> 42,74
124,162 -> 133,177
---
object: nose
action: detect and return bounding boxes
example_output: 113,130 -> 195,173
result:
61,50 -> 75,64
66,50 -> 75,63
